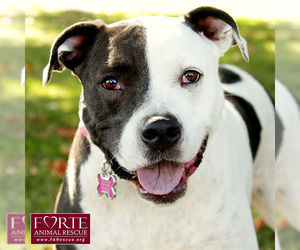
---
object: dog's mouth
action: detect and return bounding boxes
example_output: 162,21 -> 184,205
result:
107,137 -> 208,204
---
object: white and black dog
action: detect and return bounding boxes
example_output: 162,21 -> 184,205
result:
43,6 -> 275,249
276,79 -> 300,237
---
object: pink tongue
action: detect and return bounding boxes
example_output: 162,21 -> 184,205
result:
137,162 -> 184,195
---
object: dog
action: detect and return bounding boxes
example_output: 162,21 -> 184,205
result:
276,79 -> 300,245
43,6 -> 275,249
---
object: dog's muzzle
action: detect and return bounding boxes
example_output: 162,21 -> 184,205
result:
107,115 -> 208,204
81,115 -> 208,204
108,135 -> 208,204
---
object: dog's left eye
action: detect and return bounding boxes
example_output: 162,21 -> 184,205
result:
101,78 -> 122,90
181,70 -> 202,85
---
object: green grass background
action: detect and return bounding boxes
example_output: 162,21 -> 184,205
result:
25,9 -> 275,249
276,22 -> 300,99
0,8 -> 25,250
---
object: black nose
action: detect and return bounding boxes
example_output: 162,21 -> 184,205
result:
141,115 -> 181,152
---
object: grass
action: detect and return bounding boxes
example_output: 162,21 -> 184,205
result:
276,21 -> 300,99
25,9 -> 275,249
0,9 -> 25,250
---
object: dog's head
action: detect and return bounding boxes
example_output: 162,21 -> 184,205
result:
43,6 -> 248,204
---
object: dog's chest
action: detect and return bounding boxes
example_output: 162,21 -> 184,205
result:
78,192 -> 223,250
78,185 -> 251,250
74,141 -> 254,250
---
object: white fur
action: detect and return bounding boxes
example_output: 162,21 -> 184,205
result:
66,157 -> 76,206
276,79 -> 300,231
78,126 -> 258,249
42,64 -> 51,87
118,16 -> 224,171
73,17 -> 275,249
222,65 -> 275,228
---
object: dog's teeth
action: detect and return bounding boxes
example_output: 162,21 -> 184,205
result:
140,187 -> 148,194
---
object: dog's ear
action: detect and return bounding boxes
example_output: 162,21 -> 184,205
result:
183,6 -> 249,62
42,20 -> 105,86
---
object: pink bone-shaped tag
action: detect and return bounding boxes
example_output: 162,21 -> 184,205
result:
97,173 -> 116,199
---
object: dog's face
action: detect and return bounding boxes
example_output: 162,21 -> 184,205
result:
43,7 -> 248,204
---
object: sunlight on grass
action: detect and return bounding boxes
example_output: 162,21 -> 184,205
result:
238,18 -> 275,27
0,232 -> 25,250
0,26 -> 24,47
0,12 -> 24,47
26,27 -> 58,46
0,78 -> 24,97
26,78 -> 80,100
25,232 -> 51,250
26,0 -> 275,19
290,41 -> 300,53
267,41 -> 275,53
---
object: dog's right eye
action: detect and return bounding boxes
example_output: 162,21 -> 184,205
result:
101,78 -> 122,90
181,70 -> 202,86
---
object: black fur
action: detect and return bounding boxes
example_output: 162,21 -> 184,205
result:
55,130 -> 90,214
224,92 -> 262,159
275,111 -> 284,157
45,19 -> 150,164
79,21 -> 150,158
219,66 -> 242,84
183,6 -> 239,42
55,131 -> 90,250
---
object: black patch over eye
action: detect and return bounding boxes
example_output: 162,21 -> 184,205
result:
101,77 -> 122,90
181,70 -> 202,85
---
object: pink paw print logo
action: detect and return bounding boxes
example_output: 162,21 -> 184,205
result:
97,173 -> 116,199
